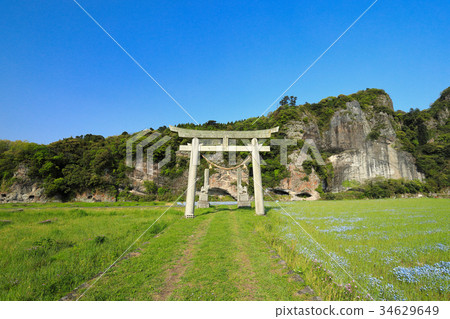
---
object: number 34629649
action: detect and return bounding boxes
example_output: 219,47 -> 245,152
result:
380,305 -> 439,316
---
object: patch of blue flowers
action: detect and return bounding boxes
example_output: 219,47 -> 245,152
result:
318,225 -> 355,233
329,252 -> 349,268
366,275 -> 406,301
382,256 -> 399,265
392,261 -> 450,292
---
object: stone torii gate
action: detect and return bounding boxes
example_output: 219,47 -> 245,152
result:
169,125 -> 279,218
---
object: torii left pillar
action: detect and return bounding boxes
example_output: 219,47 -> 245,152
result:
185,137 -> 199,218
251,138 -> 265,215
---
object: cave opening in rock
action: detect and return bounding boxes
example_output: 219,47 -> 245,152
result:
296,192 -> 312,198
271,188 -> 290,195
1,194 -> 6,198
208,187 -> 236,200
28,195 -> 35,200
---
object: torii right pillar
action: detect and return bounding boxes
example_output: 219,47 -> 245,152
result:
251,138 -> 265,215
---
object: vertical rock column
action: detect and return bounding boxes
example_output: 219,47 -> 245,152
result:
204,168 -> 209,188
197,168 -> 210,208
237,167 -> 242,199
251,138 -> 265,215
237,167 -> 251,208
185,137 -> 199,218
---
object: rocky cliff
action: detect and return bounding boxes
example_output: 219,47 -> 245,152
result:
283,99 -> 424,193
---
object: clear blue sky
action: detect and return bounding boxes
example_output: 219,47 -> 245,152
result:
1,0 -> 449,144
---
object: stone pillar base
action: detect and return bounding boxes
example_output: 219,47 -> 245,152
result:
197,201 -> 210,208
237,201 -> 251,208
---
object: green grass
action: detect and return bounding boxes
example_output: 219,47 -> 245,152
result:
0,206 -> 182,300
0,198 -> 448,301
0,201 -> 169,209
260,198 -> 449,301
81,207 -> 313,301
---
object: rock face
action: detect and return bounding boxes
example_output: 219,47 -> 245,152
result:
126,162 -> 157,193
0,182 -> 46,203
276,151 -> 321,200
1,165 -> 116,203
328,146 -> 424,192
285,100 -> 425,193
207,152 -> 250,199
74,191 -> 116,203
0,166 -> 48,203
209,169 -> 243,199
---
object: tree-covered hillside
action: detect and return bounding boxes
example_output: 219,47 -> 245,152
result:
1,87 -> 448,201
0,134 -> 131,200
395,87 -> 450,190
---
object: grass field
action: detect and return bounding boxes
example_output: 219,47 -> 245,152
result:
0,198 -> 448,301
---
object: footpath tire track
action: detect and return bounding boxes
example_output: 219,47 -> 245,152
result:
152,217 -> 212,300
229,211 -> 259,300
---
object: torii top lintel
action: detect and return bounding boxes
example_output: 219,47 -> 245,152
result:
169,125 -> 279,139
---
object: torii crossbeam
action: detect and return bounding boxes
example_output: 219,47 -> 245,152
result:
170,125 -> 279,218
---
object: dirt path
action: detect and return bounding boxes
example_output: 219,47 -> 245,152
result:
228,211 -> 259,300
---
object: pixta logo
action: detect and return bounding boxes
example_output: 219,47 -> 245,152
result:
126,129 -> 325,176
207,138 -> 325,167
270,138 -> 325,167
126,130 -> 172,176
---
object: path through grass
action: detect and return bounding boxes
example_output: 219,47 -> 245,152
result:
80,207 -> 314,301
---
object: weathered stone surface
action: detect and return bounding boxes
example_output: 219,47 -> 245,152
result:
329,145 -> 424,192
197,169 -> 210,208
0,165 -> 48,203
324,101 -> 423,192
296,286 -> 315,296
322,101 -> 374,151
290,274 -> 305,283
74,191 -> 116,203
126,162 -> 158,193
375,93 -> 394,110
427,106 -> 449,129
285,120 -> 321,142
209,168 -> 249,199
285,100 -> 425,193
237,168 -> 251,207
170,125 -> 279,138
278,154 -> 321,201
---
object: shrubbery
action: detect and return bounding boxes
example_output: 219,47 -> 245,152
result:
326,178 -> 432,200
